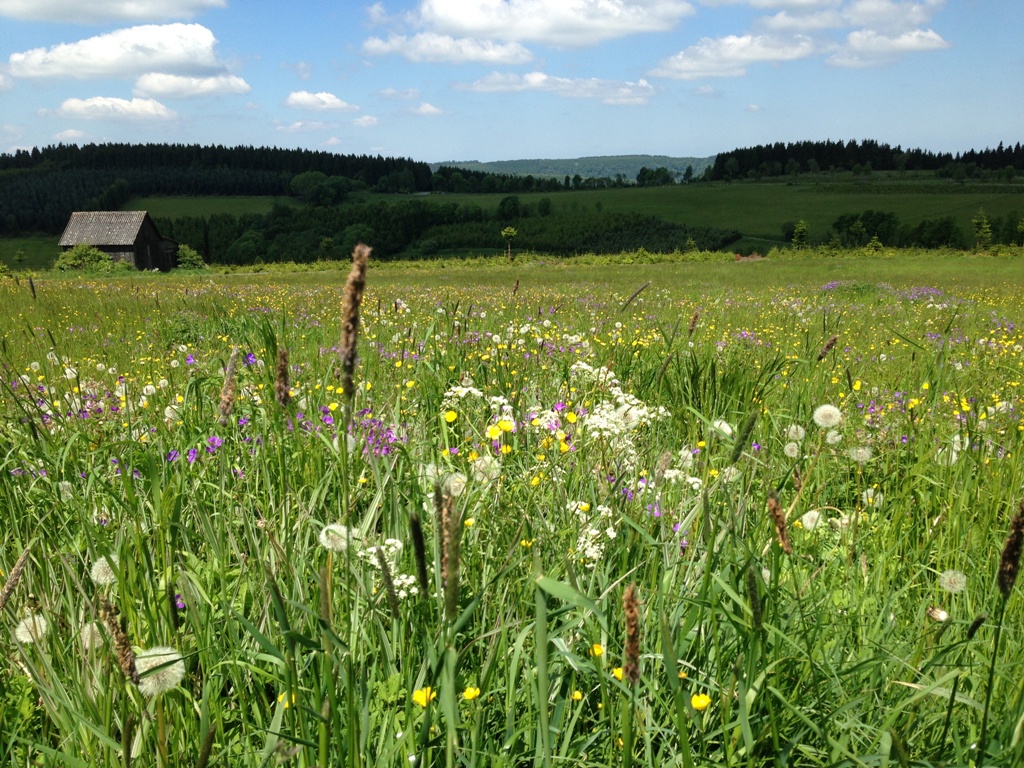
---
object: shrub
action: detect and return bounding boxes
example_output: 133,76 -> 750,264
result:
176,244 -> 207,269
54,244 -> 116,272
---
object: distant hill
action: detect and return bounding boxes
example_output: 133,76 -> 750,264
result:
433,155 -> 716,181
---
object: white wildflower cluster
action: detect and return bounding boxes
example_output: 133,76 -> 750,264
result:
661,470 -> 704,493
571,502 -> 616,569
360,539 -> 420,601
528,408 -> 563,432
584,389 -> 670,441
441,384 -> 484,411
392,573 -> 419,600
569,361 -> 618,388
359,538 -> 404,572
486,395 -> 515,421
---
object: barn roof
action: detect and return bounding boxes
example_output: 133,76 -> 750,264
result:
59,211 -> 154,247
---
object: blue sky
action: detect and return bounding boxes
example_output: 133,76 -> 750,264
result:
1,1 -> 1021,163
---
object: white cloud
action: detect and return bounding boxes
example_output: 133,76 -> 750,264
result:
353,115 -> 379,127
649,34 -> 815,78
276,120 -> 330,132
363,33 -> 532,64
842,0 -> 944,32
53,128 -> 86,142
412,102 -> 443,115
828,27 -> 948,65
282,61 -> 313,80
9,24 -> 225,80
366,2 -> 390,25
379,87 -> 420,100
410,0 -> 696,47
134,73 -> 250,98
0,72 -> 11,91
746,103 -> 763,111
463,71 -> 656,105
0,0 -> 225,23
52,96 -> 176,120
760,9 -> 844,31
285,90 -> 359,111
323,136 -> 344,146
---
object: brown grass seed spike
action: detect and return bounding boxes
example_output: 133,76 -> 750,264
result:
339,243 -> 371,404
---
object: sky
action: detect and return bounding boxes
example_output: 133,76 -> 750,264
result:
1,1 -> 1022,164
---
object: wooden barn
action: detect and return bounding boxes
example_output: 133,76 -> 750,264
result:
59,211 -> 178,271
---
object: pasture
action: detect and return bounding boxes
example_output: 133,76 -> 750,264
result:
1,254 -> 1022,767
427,178 -> 1024,244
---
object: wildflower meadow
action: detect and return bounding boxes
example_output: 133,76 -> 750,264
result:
1,253 -> 1023,767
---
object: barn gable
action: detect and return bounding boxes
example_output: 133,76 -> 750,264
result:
59,211 -> 177,271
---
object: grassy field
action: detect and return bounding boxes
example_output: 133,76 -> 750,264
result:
3,179 -> 1022,270
123,195 -> 300,219
0,235 -> 60,271
1,253 -> 1023,767
424,178 -> 1024,243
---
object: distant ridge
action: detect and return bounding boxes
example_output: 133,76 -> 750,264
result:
433,154 -> 716,180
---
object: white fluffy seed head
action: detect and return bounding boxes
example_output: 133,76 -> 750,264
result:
136,646 -> 186,697
813,404 -> 842,428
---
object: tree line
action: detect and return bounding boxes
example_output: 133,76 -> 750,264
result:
709,139 -> 1024,181
154,195 -> 740,265
787,208 -> 1023,250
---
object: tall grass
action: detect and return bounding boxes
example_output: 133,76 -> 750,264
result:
1,255 -> 1022,767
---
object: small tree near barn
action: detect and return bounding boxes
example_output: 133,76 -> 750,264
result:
501,227 -> 518,263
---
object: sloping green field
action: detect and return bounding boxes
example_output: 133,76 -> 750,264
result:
123,195 -> 300,219
426,179 -> 1024,242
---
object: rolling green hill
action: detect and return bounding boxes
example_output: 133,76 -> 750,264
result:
424,178 -> 1024,245
435,154 -> 715,181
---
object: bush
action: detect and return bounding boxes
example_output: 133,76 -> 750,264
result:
54,244 -> 116,272
176,244 -> 207,269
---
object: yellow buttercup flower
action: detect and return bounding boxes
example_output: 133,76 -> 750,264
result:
612,667 -> 623,681
413,687 -> 437,708
444,410 -> 458,423
591,643 -> 604,658
691,693 -> 712,711
462,686 -> 481,701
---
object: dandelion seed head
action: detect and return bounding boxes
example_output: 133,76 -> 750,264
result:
786,424 -> 806,442
784,441 -> 801,459
939,569 -> 967,593
801,510 -> 821,531
136,646 -> 185,697
14,613 -> 49,644
319,523 -> 358,553
813,404 -> 843,428
862,488 -> 884,509
847,445 -> 873,464
90,555 -> 119,586
81,621 -> 106,652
